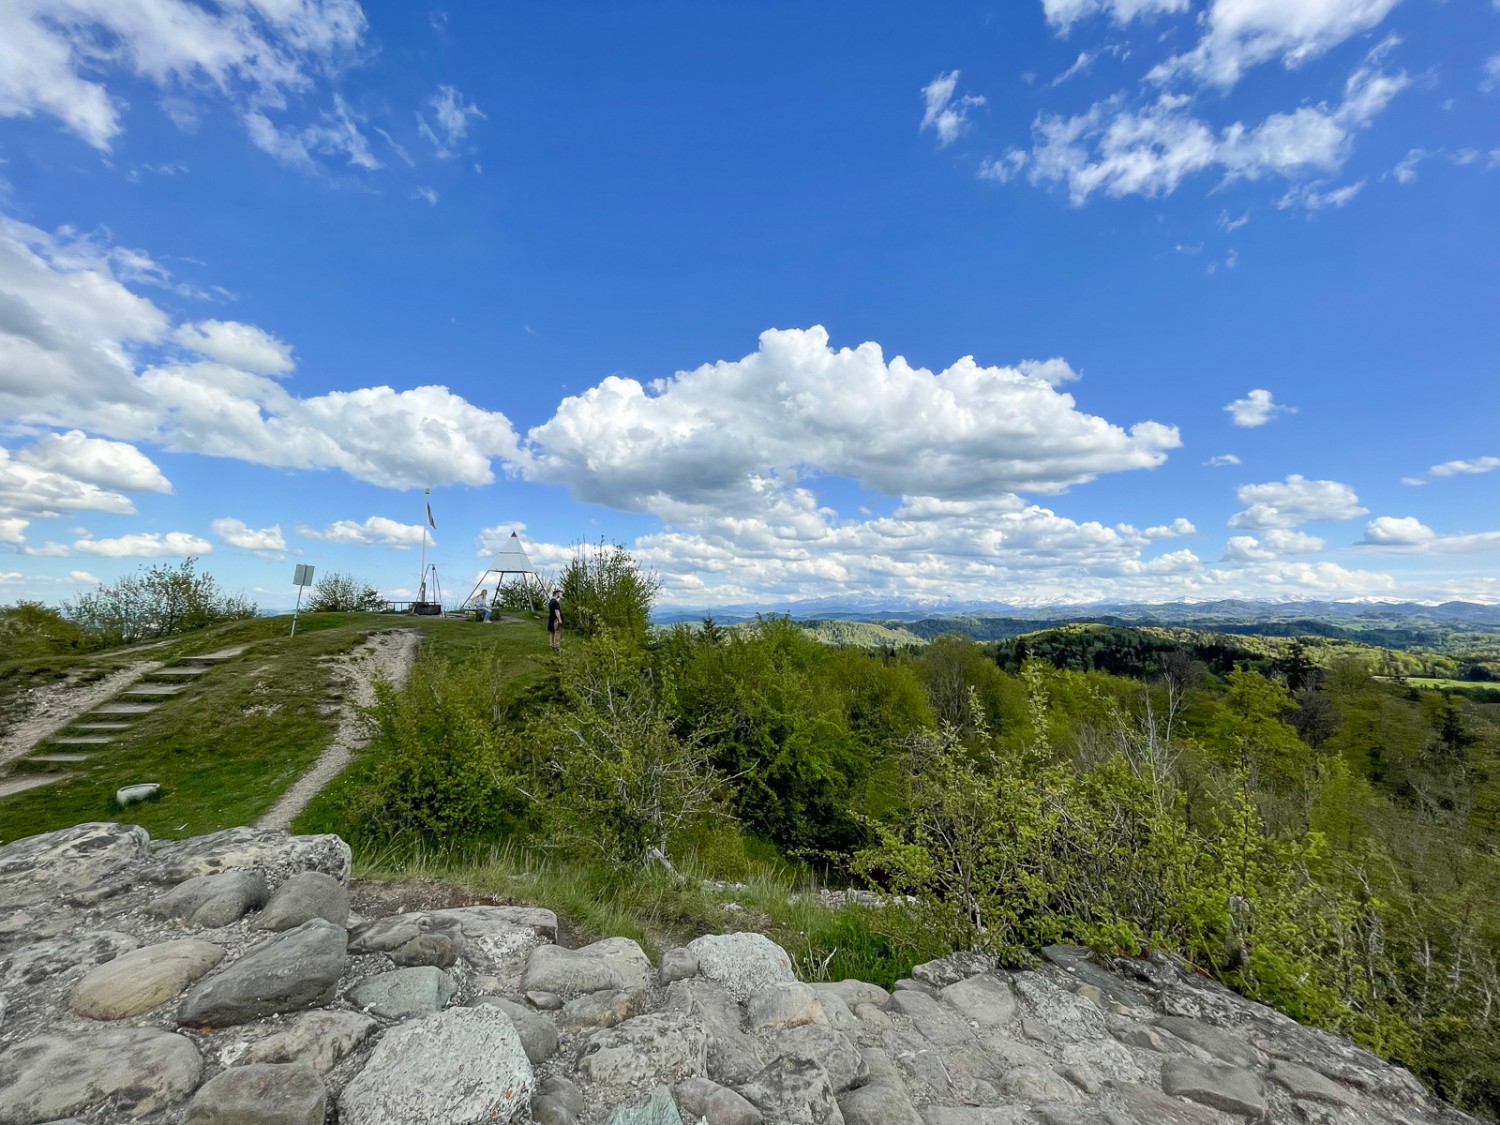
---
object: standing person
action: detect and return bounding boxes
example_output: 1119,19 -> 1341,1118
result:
475,589 -> 491,623
547,588 -> 563,651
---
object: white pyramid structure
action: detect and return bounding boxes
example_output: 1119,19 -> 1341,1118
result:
465,532 -> 545,609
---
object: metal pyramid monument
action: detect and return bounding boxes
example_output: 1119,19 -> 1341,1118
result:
490,531 -> 535,573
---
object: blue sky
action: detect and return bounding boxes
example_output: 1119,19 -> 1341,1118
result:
0,0 -> 1496,611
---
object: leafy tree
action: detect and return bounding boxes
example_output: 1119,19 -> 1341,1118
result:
305,571 -> 384,613
560,539 -> 661,644
64,559 -> 256,644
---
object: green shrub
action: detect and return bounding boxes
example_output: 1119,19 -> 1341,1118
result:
305,572 -> 383,613
64,559 -> 256,644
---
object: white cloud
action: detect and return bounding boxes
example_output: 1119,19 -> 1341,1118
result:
1230,475 -> 1368,530
301,516 -> 429,548
1391,147 -> 1430,183
418,85 -> 485,158
1483,54 -> 1500,93
414,187 -> 439,206
0,214 -> 522,490
1224,388 -> 1295,427
1217,209 -> 1250,232
0,0 -> 367,150
1405,455 -> 1500,486
1042,0 -> 1188,33
1205,453 -> 1242,467
1360,516 -> 1500,554
213,517 -> 286,553
524,326 -> 1180,518
0,517 -> 26,545
174,320 -> 294,375
1277,179 -> 1365,211
920,71 -> 986,148
1151,0 -> 1403,89
68,570 -> 101,584
73,531 -> 212,557
13,430 -> 171,493
979,150 -> 1030,183
246,94 -> 380,171
1024,63 -> 1406,204
0,444 -> 146,521
1224,528 -> 1326,561
1144,517 -> 1196,538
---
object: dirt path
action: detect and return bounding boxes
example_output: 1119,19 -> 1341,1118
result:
0,661 -> 164,770
255,629 -> 422,832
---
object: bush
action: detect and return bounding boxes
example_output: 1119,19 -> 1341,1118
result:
64,559 -> 256,644
560,540 -> 660,644
0,601 -> 98,660
305,571 -> 383,613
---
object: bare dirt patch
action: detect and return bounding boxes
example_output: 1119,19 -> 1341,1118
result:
255,629 -> 421,831
0,661 -> 163,771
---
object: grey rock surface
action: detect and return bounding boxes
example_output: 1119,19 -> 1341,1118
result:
1160,1057 -> 1267,1118
70,938 -> 223,1020
660,947 -> 699,985
177,918 -> 346,1027
523,943 -> 628,995
674,1076 -> 763,1125
577,1012 -> 709,1088
147,871 -> 268,929
183,1062 -> 325,1125
347,964 -> 456,1019
0,822 -> 149,908
0,1026 -> 202,1123
149,827 -> 351,885
687,932 -> 796,1001
665,977 -> 765,1086
337,1005 -> 534,1125
738,1056 -> 844,1125
238,1009 -> 377,1074
746,980 -> 827,1030
606,1085 -> 683,1125
776,1024 -> 869,1093
561,988 -> 646,1031
470,994 -> 561,1062
251,871 -> 349,931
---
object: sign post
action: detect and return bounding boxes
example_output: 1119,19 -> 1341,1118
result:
290,564 -> 315,638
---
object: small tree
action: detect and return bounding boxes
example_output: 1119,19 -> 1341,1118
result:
65,559 -> 256,644
559,540 -> 661,644
305,572 -> 383,612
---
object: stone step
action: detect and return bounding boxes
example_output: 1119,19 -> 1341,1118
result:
149,666 -> 210,678
121,684 -> 186,697
0,774 -> 68,798
183,646 -> 247,663
49,736 -> 114,746
29,752 -> 95,762
93,703 -> 160,716
73,722 -> 132,732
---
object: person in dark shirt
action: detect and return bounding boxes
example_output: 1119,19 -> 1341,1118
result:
547,588 -> 563,651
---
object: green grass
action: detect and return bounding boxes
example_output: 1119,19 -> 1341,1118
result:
0,611 -> 556,845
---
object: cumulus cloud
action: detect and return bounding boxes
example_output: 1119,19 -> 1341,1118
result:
0,445 -> 146,521
1150,0 -> 1403,89
1403,455 -> 1500,485
1042,0 -> 1188,33
301,516 -> 429,548
1225,388 -> 1295,427
1144,518 -> 1196,538
1360,516 -> 1500,554
0,0 -> 367,150
1224,528 -> 1326,561
1022,62 -> 1407,204
920,72 -> 986,148
1229,475 -> 1368,530
174,320 -> 295,375
0,214 -> 521,490
213,517 -> 286,555
524,326 -> 1180,518
1206,454 -> 1242,467
13,431 -> 171,493
73,531 -> 212,557
418,85 -> 485,158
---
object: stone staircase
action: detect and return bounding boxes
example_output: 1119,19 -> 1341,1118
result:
0,646 -> 248,800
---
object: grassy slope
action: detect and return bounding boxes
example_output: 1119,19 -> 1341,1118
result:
0,612 -> 555,846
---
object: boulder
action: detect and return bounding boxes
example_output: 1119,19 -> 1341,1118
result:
810,987 -> 860,1032
522,943 -> 628,995
606,1085 -> 684,1125
777,1025 -> 869,1092
561,988 -> 646,1031
837,1049 -> 921,1125
1160,1058 -> 1267,1119
71,939 -> 224,1020
887,990 -> 974,1047
738,1056 -> 844,1125
252,872 -> 349,931
747,981 -> 827,1030
2,930 -> 138,987
338,1005 -> 534,1125
583,935 -> 655,993
939,975 -> 1016,1030
388,931 -> 461,968
149,827 -> 351,885
1154,1016 -> 1260,1068
241,1009 -> 377,1074
147,871 -> 268,929
0,823 -> 150,909
818,980 -> 890,1010
1267,1060 -> 1358,1108
661,947 -> 699,985
178,918 -> 346,1027
469,996 -> 561,1062
911,952 -> 997,989
577,1012 -> 709,1088
347,965 -> 456,1019
674,1076 -> 763,1125
665,978 -> 765,1086
687,932 -> 796,1002
183,1063 -> 325,1125
0,1027 -> 202,1123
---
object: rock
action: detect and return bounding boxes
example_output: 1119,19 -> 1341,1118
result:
1113,1024 -> 1178,1053
338,1005 -> 534,1125
0,1027 -> 202,1122
561,987 -> 646,1031
838,1050 -> 922,1125
389,931 -> 461,968
665,978 -> 765,1085
252,872 -> 349,931
70,939 -> 224,1020
891,978 -> 936,997
2,930 -> 138,987
811,987 -> 860,1032
939,976 -> 1016,1030
184,1063 -> 325,1125
1154,1015 -> 1261,1069
1268,1060 -> 1358,1107
347,913 -> 459,953
747,981 -> 827,1030
1000,1065 -> 1079,1105
149,827 -> 352,885
911,952 -> 997,989
538,1075 -> 586,1117
419,905 -> 557,988
675,1077 -> 763,1125
661,947 -> 699,984
778,1024 -> 869,1092
241,1009 -> 377,1074
687,932 -> 796,1001
522,943 -> 626,995
115,783 -> 160,807
1160,1058 -> 1267,1119
1104,1081 -> 1220,1124
607,1085 -> 684,1125
854,1003 -> 894,1034
819,980 -> 891,1010
584,935 -> 656,993
0,823 -> 150,909
577,1012 -> 709,1088
347,965 -> 456,1019
534,1101 -> 577,1125
147,871 -> 269,929
178,918 -> 346,1028
887,990 -> 974,1047
469,995 -> 561,1062
738,1056 -> 844,1125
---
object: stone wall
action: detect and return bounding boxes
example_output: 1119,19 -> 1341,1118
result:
0,822 -> 1478,1125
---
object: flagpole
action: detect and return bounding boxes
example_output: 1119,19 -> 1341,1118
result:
418,487 -> 430,605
